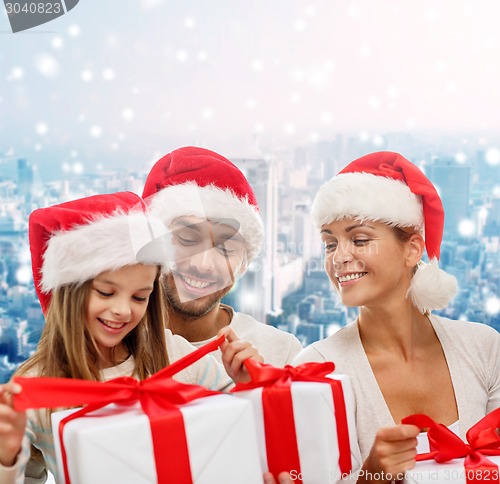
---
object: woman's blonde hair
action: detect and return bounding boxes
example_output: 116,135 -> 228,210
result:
17,265 -> 169,381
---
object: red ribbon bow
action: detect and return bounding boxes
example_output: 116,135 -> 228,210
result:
403,409 -> 500,483
232,359 -> 352,479
14,335 -> 225,484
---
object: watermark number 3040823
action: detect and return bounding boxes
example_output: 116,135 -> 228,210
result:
3,0 -> 80,33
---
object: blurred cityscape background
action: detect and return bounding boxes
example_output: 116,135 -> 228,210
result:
1,133 -> 500,381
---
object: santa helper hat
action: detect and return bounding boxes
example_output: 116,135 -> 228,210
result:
142,146 -> 264,264
29,192 -> 167,314
311,151 -> 458,313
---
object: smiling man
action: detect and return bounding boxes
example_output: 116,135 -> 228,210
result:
142,146 -> 302,367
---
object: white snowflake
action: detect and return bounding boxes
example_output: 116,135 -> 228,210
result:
251,59 -> 264,72
81,70 -> 93,82
51,37 -> 64,49
485,148 -> 500,166
184,17 -> 196,29
36,123 -> 48,135
122,108 -> 134,121
90,126 -> 102,138
485,297 -> 500,316
9,67 -> 24,80
176,50 -> 188,63
73,162 -> 84,175
68,25 -> 80,37
201,108 -> 213,120
458,219 -> 475,237
103,68 -> 115,81
35,54 -> 59,79
16,266 -> 32,284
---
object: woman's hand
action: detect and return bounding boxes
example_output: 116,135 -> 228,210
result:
0,382 -> 26,467
218,326 -> 263,384
358,424 -> 420,483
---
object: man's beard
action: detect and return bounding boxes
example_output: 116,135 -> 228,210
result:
162,273 -> 233,319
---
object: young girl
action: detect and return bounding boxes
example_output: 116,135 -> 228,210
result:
0,192 -> 260,483
293,152 -> 500,483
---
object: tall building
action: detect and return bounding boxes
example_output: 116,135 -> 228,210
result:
227,156 -> 277,322
17,158 -> 34,201
428,158 -> 471,239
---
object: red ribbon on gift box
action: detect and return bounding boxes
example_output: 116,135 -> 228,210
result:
403,408 -> 500,483
232,359 -> 352,480
13,335 -> 225,484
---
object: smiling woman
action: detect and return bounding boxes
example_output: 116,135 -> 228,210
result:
293,151 -> 500,483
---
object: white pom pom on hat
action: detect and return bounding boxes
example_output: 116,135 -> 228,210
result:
312,151 -> 458,313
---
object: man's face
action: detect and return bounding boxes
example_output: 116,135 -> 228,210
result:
163,216 -> 247,318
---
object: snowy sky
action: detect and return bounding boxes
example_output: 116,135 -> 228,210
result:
1,0 -> 500,173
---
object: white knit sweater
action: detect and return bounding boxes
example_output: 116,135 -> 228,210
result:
293,315 -> 500,461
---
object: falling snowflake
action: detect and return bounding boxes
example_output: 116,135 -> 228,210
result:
16,266 -> 32,284
122,108 -> 134,121
73,162 -> 84,175
36,123 -> 48,135
458,219 -> 475,237
283,123 -> 295,135
90,126 -> 102,138
176,50 -> 188,63
184,17 -> 195,29
321,112 -> 333,124
197,51 -> 208,62
68,25 -> 80,37
254,123 -> 264,133
245,98 -> 256,109
485,148 -> 500,166
103,68 -> 115,81
52,37 -> 64,49
81,70 -> 93,82
35,54 -> 59,79
201,108 -> 213,120
455,152 -> 467,164
485,297 -> 500,316
252,59 -> 264,72
9,67 -> 24,80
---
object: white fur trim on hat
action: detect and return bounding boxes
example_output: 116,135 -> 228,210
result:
311,172 -> 424,230
148,182 -> 264,263
41,212 -> 167,292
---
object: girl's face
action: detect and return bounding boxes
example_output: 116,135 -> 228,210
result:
86,264 -> 157,367
321,218 -> 414,308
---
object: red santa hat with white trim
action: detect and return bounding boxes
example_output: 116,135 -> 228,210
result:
29,192 -> 167,314
142,146 -> 264,264
311,151 -> 458,313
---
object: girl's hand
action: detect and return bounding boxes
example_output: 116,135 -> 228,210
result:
359,424 -> 420,483
0,382 -> 26,467
218,326 -> 263,384
263,471 -> 293,484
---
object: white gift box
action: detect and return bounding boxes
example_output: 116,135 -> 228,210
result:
52,394 -> 263,484
234,374 -> 362,484
404,456 -> 500,484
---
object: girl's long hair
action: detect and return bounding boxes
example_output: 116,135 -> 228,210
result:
17,266 -> 169,381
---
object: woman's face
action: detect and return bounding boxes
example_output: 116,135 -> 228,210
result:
86,264 -> 157,366
321,218 -> 414,308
